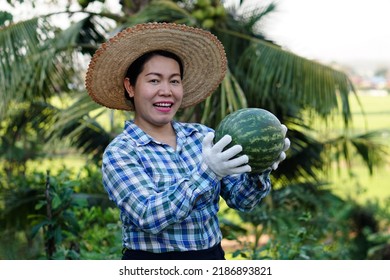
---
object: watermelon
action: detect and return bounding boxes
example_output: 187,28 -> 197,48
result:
214,108 -> 285,173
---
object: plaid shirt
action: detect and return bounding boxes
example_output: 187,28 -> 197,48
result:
102,120 -> 271,253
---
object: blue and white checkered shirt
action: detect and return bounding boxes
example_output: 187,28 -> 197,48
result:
102,120 -> 271,253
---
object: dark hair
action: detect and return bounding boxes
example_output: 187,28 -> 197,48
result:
124,50 -> 184,102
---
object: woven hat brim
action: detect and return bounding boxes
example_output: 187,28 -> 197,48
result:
85,22 -> 227,111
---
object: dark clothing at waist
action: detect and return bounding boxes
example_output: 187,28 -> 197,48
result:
122,242 -> 225,260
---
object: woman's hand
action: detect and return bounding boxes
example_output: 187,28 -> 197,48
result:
202,132 -> 251,179
270,124 -> 290,170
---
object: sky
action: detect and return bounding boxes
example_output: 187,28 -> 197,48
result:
250,0 -> 390,74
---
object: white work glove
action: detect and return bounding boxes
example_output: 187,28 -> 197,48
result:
270,124 -> 290,170
202,132 -> 251,179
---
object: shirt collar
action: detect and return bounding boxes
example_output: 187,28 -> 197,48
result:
124,120 -> 152,146
172,121 -> 198,139
124,120 -> 199,147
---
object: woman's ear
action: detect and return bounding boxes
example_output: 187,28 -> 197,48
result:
124,78 -> 135,98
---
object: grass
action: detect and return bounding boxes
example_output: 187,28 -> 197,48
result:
349,92 -> 390,131
327,162 -> 390,205
325,92 -> 390,204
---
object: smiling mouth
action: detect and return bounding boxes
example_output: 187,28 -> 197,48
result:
153,102 -> 173,108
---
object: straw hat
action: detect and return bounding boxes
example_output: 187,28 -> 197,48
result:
85,22 -> 227,111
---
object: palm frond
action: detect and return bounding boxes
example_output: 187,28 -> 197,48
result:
176,69 -> 248,126
0,17 -> 69,115
0,14 -> 112,118
48,94 -> 110,162
64,15 -> 111,55
235,0 -> 277,37
273,117 -> 325,183
0,17 -> 41,115
123,0 -> 194,26
0,101 -> 59,167
325,129 -> 389,175
236,40 -> 356,124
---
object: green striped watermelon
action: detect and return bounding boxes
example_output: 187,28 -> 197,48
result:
214,108 -> 285,173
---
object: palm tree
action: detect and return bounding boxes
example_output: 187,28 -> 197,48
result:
1,0 -> 384,178
1,0 -> 387,259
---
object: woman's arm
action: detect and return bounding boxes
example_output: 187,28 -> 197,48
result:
220,170 -> 272,212
102,145 -> 219,234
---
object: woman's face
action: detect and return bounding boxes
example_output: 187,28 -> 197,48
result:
124,55 -> 184,130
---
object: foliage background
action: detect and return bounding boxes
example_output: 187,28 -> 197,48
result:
0,0 -> 389,260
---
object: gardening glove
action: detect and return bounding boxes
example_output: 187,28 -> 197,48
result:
202,132 -> 251,179
270,124 -> 290,170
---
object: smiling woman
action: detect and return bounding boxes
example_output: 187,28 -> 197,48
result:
123,50 -> 184,114
84,22 -> 290,260
123,52 -> 184,144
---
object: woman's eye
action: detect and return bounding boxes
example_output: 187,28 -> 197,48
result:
171,79 -> 180,85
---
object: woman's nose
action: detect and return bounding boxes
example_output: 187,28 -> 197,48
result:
158,82 -> 172,95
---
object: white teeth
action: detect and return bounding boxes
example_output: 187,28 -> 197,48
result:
154,103 -> 172,107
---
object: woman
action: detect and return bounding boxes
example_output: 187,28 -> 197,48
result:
85,23 -> 289,260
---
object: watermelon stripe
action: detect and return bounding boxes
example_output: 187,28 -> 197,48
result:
215,108 -> 285,173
